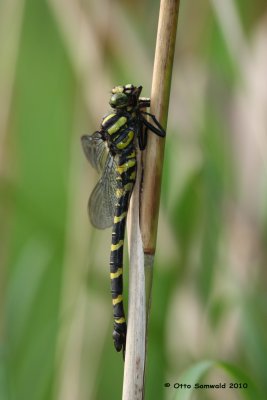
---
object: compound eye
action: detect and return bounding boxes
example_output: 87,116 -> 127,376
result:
109,93 -> 128,108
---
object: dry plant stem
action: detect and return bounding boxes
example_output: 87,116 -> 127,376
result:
141,0 -> 179,305
142,0 -> 180,389
123,150 -> 146,400
123,2 -> 179,399
141,0 -> 180,254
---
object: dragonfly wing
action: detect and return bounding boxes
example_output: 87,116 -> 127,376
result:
81,131 -> 108,173
88,153 -> 118,229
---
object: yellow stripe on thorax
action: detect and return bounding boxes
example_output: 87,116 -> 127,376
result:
116,130 -> 134,149
111,240 -> 124,251
112,295 -> 123,305
107,116 -> 127,135
102,113 -> 116,126
110,267 -> 123,279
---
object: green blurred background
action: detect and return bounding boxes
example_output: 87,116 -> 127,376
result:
1,0 -> 267,399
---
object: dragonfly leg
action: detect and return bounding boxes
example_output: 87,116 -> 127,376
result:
137,118 -> 148,151
140,111 -> 166,137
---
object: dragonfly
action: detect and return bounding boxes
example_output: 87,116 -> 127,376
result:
81,84 -> 165,357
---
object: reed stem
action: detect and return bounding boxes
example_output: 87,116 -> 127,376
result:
123,1 -> 180,399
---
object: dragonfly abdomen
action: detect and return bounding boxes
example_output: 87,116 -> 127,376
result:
110,151 -> 136,355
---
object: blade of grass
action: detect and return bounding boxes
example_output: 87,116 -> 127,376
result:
0,0 -> 25,167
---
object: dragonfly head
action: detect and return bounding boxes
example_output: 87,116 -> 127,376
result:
109,92 -> 128,108
109,84 -> 143,109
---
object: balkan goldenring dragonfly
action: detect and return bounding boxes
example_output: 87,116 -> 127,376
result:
81,84 -> 165,357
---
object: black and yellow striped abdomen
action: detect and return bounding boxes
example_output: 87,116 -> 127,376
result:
110,152 -> 136,353
101,111 -> 137,353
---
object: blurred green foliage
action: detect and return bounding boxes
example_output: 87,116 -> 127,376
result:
1,0 -> 267,399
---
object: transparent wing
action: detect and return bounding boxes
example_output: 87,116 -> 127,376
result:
81,131 -> 118,229
88,153 -> 118,229
81,131 -> 108,173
